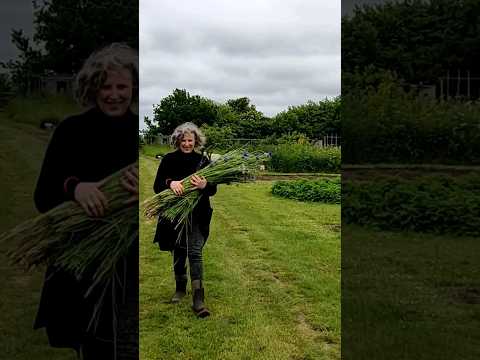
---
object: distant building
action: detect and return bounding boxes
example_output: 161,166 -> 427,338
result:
25,73 -> 75,96
40,73 -> 75,95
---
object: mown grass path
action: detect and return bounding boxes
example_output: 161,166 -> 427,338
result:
0,118 -> 75,359
140,155 -> 340,360
343,225 -> 480,360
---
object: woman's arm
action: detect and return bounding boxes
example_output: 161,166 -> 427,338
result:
153,155 -> 172,194
34,123 -> 76,213
202,182 -> 217,197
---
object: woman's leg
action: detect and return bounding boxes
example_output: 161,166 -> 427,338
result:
81,336 -> 114,360
187,223 -> 210,317
171,247 -> 188,303
187,224 -> 204,282
173,247 -> 188,279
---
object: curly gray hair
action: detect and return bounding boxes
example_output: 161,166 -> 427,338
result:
170,122 -> 206,149
74,42 -> 138,108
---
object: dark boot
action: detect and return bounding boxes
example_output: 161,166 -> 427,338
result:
171,277 -> 187,303
191,279 -> 210,318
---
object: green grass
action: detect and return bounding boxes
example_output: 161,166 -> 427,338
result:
140,155 -> 341,359
4,95 -> 79,127
342,225 -> 480,360
0,112 -> 76,359
140,144 -> 173,158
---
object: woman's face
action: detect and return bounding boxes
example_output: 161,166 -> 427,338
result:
179,132 -> 195,153
96,68 -> 133,117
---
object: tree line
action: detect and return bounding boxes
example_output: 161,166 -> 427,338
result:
1,0 -> 138,94
143,89 -> 340,142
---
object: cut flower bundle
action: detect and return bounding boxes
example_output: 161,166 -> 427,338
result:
0,163 -> 138,298
143,148 -> 270,240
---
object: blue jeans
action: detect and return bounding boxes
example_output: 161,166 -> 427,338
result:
173,222 -> 205,281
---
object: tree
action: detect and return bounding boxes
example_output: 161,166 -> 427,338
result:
0,30 -> 44,94
221,97 -> 272,138
151,89 -> 218,135
1,0 -> 138,93
342,0 -> 480,84
272,98 -> 341,139
200,124 -> 235,159
226,97 -> 253,114
33,0 -> 138,73
0,73 -> 12,93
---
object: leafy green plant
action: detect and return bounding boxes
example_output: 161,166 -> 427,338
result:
271,178 -> 341,203
343,174 -> 480,235
342,72 -> 480,164
267,143 -> 340,173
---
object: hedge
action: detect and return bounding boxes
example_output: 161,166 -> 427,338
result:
271,178 -> 341,203
342,175 -> 480,236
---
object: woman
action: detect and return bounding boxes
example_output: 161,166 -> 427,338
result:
33,43 -> 139,359
153,122 -> 216,318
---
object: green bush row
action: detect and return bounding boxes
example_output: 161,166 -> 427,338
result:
265,144 -> 340,173
271,179 -> 341,203
342,175 -> 480,235
342,73 -> 480,165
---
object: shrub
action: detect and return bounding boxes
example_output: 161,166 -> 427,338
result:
271,178 -> 341,203
267,144 -> 340,173
342,73 -> 480,165
342,174 -> 480,236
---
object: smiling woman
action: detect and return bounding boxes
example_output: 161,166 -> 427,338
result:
96,68 -> 134,117
153,122 -> 216,317
75,43 -> 138,116
32,43 -> 139,359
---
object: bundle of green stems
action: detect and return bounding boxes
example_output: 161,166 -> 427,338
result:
143,148 -> 269,240
1,162 -> 138,296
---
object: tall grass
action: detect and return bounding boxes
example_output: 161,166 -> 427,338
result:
4,95 -> 80,127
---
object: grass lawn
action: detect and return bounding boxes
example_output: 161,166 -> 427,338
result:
140,144 -> 173,158
0,115 -> 76,359
140,155 -> 341,360
3,95 -> 79,127
342,225 -> 480,360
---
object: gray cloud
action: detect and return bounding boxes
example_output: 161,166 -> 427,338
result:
0,1 -> 34,67
140,0 -> 340,129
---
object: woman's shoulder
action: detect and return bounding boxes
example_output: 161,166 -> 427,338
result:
55,108 -> 95,132
163,150 -> 179,159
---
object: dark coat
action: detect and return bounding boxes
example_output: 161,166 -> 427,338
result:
153,150 -> 217,251
33,107 -> 138,351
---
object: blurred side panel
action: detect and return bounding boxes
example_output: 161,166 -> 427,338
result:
342,0 -> 480,359
0,1 -> 138,359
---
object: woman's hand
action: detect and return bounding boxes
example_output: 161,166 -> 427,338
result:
170,180 -> 184,196
190,174 -> 207,190
121,164 -> 139,204
74,181 -> 108,217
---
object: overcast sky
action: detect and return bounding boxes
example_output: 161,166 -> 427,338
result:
140,0 -> 341,129
0,1 -> 33,69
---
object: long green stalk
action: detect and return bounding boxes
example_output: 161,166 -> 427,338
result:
142,148 -> 269,244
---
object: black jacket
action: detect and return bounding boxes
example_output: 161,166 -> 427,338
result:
33,107 -> 138,350
153,150 -> 217,251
